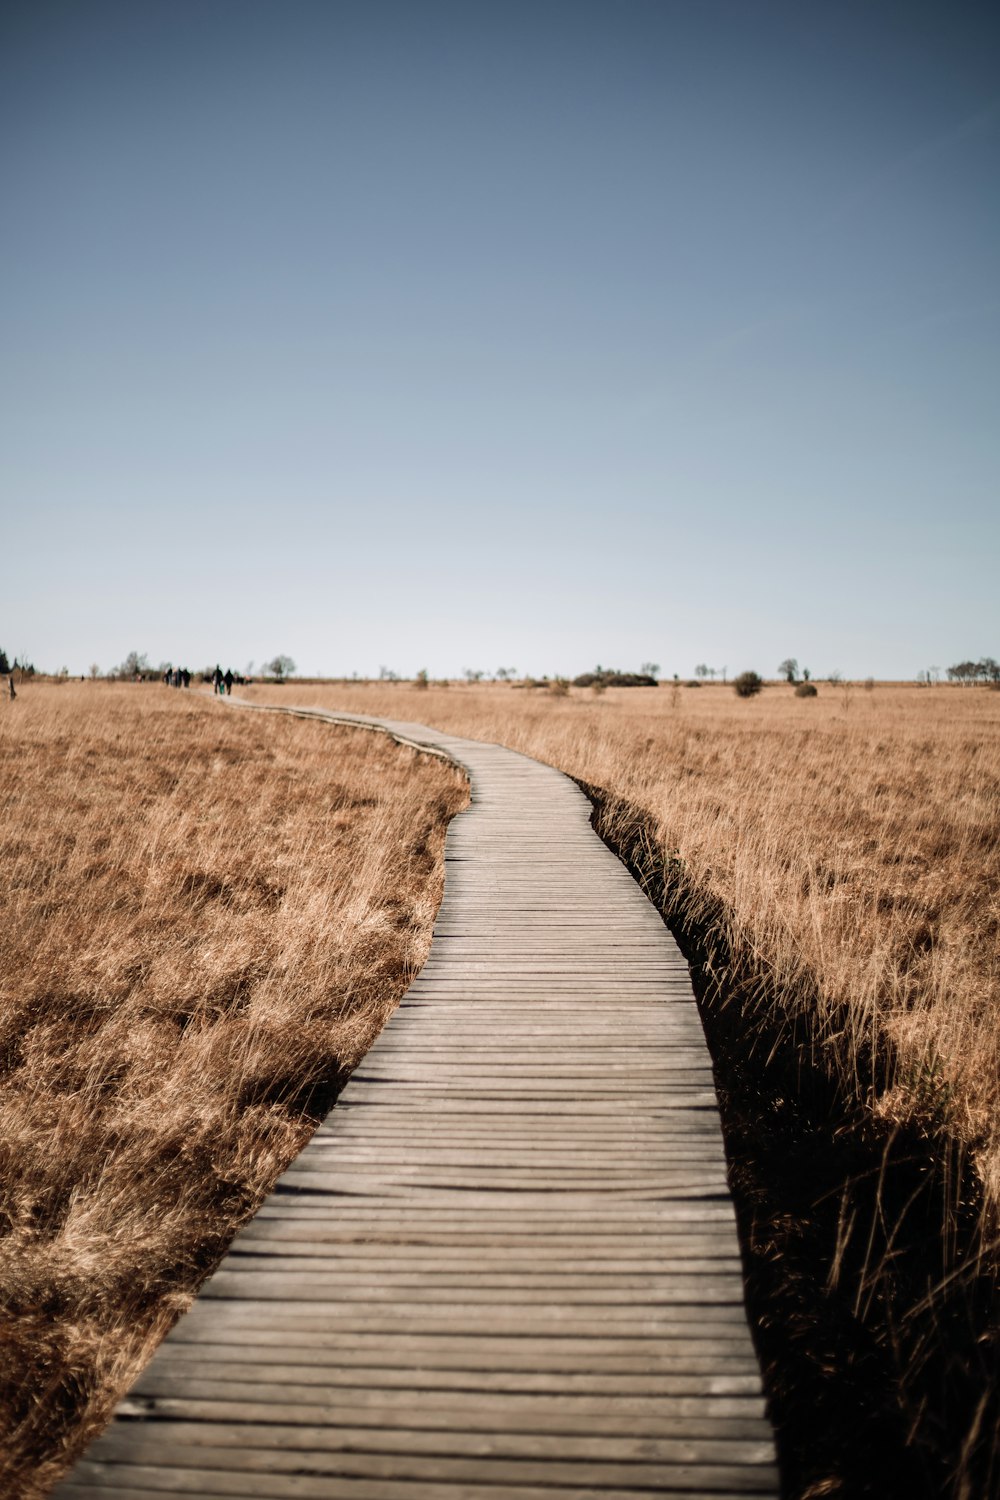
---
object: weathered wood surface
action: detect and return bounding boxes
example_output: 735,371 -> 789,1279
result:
56,708 -> 777,1498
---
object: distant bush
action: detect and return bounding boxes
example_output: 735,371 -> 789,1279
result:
795,682 -> 818,698
548,678 -> 570,697
733,671 -> 764,698
685,680 -> 703,688
572,672 -> 657,689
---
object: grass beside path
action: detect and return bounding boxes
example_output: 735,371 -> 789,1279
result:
0,682 -> 467,1498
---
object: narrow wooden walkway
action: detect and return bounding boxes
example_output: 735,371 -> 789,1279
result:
57,708 -> 778,1499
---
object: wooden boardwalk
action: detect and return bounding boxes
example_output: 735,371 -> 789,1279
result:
56,708 -> 778,1499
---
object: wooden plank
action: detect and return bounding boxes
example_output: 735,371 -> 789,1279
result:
93,1418 -> 771,1459
70,1450 -> 779,1490
146,1349 -> 764,1387
61,1474 -> 777,1500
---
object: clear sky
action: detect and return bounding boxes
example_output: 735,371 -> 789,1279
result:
2,0 -> 997,680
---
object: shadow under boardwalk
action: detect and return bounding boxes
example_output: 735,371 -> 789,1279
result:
56,711 -> 779,1499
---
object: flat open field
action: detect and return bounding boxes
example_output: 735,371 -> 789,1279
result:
0,682 -> 467,1498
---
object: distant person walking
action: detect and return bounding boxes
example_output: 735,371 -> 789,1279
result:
212,665 -> 223,695
182,668 -> 191,689
224,668 -> 234,696
8,675 -> 15,700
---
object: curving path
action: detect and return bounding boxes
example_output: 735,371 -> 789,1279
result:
57,706 -> 778,1499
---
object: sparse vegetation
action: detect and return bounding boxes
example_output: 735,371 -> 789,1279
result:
0,683 -> 466,1498
794,681 -> 818,698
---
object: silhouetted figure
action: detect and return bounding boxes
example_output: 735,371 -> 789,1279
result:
182,668 -> 191,688
163,668 -> 170,687
8,676 -> 15,700
172,667 -> 181,688
224,668 -> 234,696
212,665 -> 223,695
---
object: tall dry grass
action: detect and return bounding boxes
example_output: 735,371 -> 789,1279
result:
0,682 -> 466,1498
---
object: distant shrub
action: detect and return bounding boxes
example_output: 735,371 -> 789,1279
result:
548,678 -> 570,697
733,671 -> 764,698
795,682 -> 818,698
572,672 -> 657,689
414,669 -> 429,690
685,680 -> 703,688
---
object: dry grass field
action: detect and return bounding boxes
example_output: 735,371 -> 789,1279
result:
5,674 -> 998,1496
244,676 -> 1000,1495
0,682 -> 467,1499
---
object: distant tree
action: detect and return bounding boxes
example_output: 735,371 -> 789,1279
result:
640,662 -> 660,680
463,668 -> 484,683
733,671 -> 763,698
495,667 -> 519,681
88,663 -> 101,680
266,655 -> 296,681
111,650 -> 150,680
828,670 -> 842,685
378,665 -> 398,681
0,648 -> 9,675
694,663 -> 710,679
778,658 -> 798,684
802,667 -> 810,681
945,658 -> 999,685
414,668 -> 429,690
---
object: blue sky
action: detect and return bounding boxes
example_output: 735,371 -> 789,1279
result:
2,0 -> 997,679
